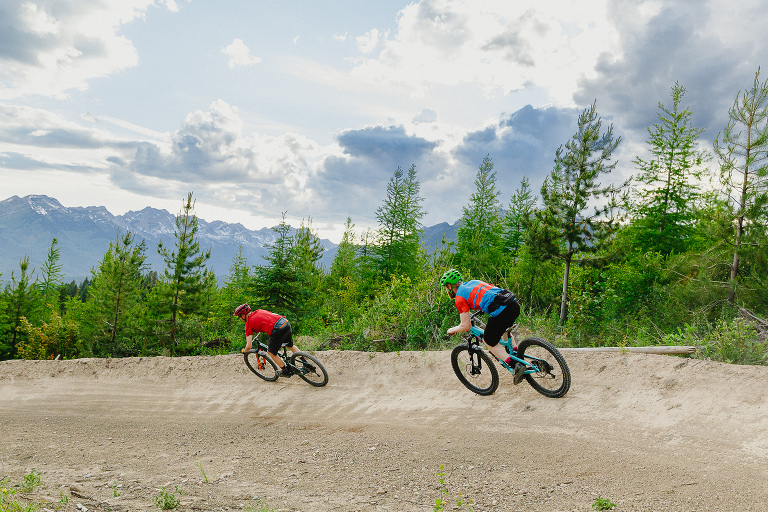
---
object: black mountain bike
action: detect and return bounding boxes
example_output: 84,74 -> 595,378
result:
451,311 -> 571,397
244,342 -> 328,387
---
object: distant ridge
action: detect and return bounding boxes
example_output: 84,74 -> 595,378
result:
0,195 -> 458,282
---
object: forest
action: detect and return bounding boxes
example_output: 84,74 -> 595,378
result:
1,74 -> 767,364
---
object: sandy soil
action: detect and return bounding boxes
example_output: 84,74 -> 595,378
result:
2,348 -> 768,512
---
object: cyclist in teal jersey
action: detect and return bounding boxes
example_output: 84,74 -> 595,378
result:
440,269 -> 526,384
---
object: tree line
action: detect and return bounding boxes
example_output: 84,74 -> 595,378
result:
2,70 -> 767,363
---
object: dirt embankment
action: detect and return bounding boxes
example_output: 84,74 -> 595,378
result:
2,350 -> 768,511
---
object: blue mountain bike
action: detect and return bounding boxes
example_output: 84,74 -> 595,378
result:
450,311 -> 571,397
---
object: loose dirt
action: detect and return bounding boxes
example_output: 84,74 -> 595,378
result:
2,349 -> 767,512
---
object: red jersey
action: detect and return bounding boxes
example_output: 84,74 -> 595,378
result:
244,309 -> 283,336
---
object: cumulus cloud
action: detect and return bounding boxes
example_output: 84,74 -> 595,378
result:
574,0 -> 768,147
413,108 -> 439,124
222,39 -> 261,68
350,0 -> 618,104
0,0 -> 177,99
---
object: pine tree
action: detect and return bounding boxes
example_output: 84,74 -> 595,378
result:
503,177 -> 536,261
374,165 -> 425,280
86,232 -> 147,353
632,82 -> 711,255
2,257 -> 37,359
456,155 -> 505,277
38,238 -> 64,323
156,193 -> 212,347
532,101 -> 625,324
714,67 -> 768,305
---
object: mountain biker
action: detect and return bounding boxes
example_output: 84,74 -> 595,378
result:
440,269 -> 527,384
235,304 -> 300,377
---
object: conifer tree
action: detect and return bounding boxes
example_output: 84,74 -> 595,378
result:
714,68 -> 768,305
156,193 -> 212,347
2,257 -> 37,358
456,156 -> 505,277
632,83 -> 710,255
38,238 -> 64,322
532,101 -> 625,324
374,164 -> 425,280
503,177 -> 536,261
86,232 -> 147,352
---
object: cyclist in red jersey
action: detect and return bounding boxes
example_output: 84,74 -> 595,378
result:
234,304 -> 300,377
440,269 -> 527,384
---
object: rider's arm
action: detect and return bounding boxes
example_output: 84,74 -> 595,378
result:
447,311 -> 471,335
241,334 -> 254,353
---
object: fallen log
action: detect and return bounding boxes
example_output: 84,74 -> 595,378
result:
558,346 -> 696,355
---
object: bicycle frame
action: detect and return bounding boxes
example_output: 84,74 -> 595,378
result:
468,319 -> 545,378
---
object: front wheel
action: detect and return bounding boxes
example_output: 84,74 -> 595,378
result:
451,343 -> 499,396
291,352 -> 329,387
517,337 -> 571,398
244,350 -> 279,381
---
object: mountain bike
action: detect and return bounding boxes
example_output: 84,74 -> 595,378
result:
244,342 -> 329,387
450,311 -> 571,397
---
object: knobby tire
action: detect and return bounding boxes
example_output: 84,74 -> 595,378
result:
451,343 -> 499,396
244,350 -> 279,381
291,352 -> 329,387
517,337 -> 571,398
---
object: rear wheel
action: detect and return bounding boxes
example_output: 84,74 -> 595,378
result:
291,352 -> 329,387
517,337 -> 571,398
451,343 -> 499,396
244,350 -> 279,381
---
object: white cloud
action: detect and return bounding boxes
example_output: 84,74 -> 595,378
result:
349,0 -> 618,106
0,0 -> 178,100
333,32 -> 348,42
222,39 -> 262,68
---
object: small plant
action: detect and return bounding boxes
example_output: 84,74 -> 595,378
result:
154,485 -> 184,510
593,495 -> 616,510
197,462 -> 209,483
21,471 -> 42,492
111,481 -> 121,497
434,465 -> 473,512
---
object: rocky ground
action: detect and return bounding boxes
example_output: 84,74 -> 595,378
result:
2,348 -> 768,511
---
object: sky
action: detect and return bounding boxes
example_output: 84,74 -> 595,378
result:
1,0 -> 767,243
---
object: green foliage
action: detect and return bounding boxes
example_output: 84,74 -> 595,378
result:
38,238 -> 64,323
2,257 -> 38,360
631,82 -> 711,255
592,495 -> 616,510
0,477 -> 37,512
154,485 -> 183,510
434,465 -> 473,512
667,316 -> 768,365
457,156 -> 505,276
503,177 -> 536,261
714,67 -> 768,304
155,193 -> 213,348
532,101 -> 626,324
17,311 -> 79,360
374,164 -> 426,280
20,472 -> 41,494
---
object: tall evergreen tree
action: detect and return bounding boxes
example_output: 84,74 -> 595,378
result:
156,193 -> 212,346
374,165 -> 425,280
532,101 -> 625,324
714,68 -> 768,305
632,83 -> 711,255
38,238 -> 64,322
456,156 -> 505,276
254,214 -> 306,321
86,232 -> 147,352
503,177 -> 536,261
2,257 -> 37,359
329,218 -> 358,283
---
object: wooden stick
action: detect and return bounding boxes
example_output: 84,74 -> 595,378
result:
558,346 -> 696,354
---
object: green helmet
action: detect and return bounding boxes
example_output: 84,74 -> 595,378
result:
439,269 -> 463,287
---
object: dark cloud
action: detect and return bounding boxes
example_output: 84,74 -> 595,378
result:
574,0 -> 768,145
453,104 -> 578,195
482,30 -> 534,67
0,151 -> 96,173
337,125 -> 437,169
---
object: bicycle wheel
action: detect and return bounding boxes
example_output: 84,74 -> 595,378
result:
517,337 -> 571,398
244,350 -> 279,381
451,343 -> 499,396
291,352 -> 329,387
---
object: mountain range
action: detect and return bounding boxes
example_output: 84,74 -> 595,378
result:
0,195 -> 457,283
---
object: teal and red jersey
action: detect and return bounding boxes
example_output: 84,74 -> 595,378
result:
244,309 -> 284,336
454,280 -> 504,316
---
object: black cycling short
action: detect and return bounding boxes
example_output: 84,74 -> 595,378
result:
483,294 -> 520,347
267,320 -> 294,355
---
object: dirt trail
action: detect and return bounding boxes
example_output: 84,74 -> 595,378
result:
2,349 -> 768,512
